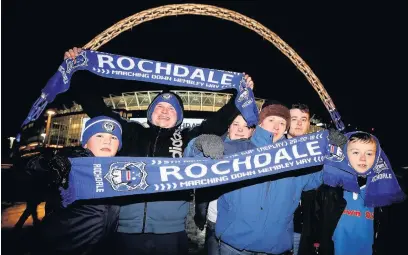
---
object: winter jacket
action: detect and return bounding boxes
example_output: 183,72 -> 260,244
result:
184,136 -> 256,226
216,126 -> 323,254
298,184 -> 391,255
29,147 -> 120,255
293,166 -> 324,234
71,80 -> 239,234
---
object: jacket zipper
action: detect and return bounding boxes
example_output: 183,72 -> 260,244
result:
142,128 -> 161,233
261,182 -> 271,210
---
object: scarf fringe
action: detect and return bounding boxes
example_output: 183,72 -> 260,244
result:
60,184 -> 76,208
365,190 -> 407,208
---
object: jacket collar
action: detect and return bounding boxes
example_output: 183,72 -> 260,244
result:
250,125 -> 286,147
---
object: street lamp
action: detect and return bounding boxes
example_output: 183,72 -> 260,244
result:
8,137 -> 16,149
46,109 -> 56,116
40,133 -> 46,143
45,109 -> 56,147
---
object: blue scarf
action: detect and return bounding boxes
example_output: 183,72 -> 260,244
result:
60,131 -> 328,207
23,50 -> 258,126
323,131 -> 406,207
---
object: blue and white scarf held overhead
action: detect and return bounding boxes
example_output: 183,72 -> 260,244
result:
23,50 -> 258,126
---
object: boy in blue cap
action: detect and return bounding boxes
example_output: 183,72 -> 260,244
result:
29,116 -> 123,255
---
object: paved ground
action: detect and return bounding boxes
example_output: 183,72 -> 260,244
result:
2,168 -> 408,254
1,201 -> 205,255
2,202 -> 46,228
1,168 -> 206,254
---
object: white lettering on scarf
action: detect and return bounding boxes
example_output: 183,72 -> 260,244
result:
169,130 -> 183,158
97,54 -> 234,85
93,163 -> 104,192
159,141 -> 321,182
372,173 -> 392,182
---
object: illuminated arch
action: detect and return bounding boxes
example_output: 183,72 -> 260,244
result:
83,3 -> 344,130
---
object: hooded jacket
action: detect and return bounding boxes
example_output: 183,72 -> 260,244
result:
297,185 -> 390,255
215,126 -> 323,254
298,131 -> 404,255
71,85 -> 239,233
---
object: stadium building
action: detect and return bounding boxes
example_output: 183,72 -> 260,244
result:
17,90 -> 324,158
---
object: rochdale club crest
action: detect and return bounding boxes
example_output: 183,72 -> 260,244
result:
162,93 -> 172,100
65,50 -> 89,74
373,156 -> 388,174
59,50 -> 89,84
326,144 -> 345,162
105,162 -> 148,191
237,89 -> 249,103
103,121 -> 115,132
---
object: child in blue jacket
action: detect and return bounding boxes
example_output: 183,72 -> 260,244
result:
185,114 -> 255,255
300,131 -> 406,255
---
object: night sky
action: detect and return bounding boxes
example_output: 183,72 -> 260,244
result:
2,1 -> 407,167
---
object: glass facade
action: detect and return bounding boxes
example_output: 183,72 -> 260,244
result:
46,113 -> 324,148
21,90 -> 326,150
42,90 -> 268,148
48,113 -> 88,147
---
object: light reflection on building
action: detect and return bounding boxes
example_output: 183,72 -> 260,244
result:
18,90 -> 326,156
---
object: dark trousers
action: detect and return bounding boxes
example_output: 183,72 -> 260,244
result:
14,200 -> 41,229
115,231 -> 189,255
206,221 -> 220,255
219,241 -> 292,255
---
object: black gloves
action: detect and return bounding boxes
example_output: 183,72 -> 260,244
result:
328,128 -> 347,148
58,146 -> 93,158
26,146 -> 91,189
194,200 -> 209,231
194,213 -> 206,231
48,155 -> 72,189
51,146 -> 92,189
194,134 -> 224,159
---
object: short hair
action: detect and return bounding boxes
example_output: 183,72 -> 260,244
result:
230,114 -> 255,128
261,100 -> 284,109
291,103 -> 310,114
348,132 -> 376,144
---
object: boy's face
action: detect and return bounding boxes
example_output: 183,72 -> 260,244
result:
347,140 -> 377,174
151,102 -> 177,128
259,115 -> 287,142
84,133 -> 120,157
228,115 -> 254,140
288,109 -> 310,137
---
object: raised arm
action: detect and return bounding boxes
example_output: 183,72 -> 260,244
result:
64,47 -> 143,132
187,74 -> 255,138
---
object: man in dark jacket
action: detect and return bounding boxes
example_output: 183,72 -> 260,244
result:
64,47 -> 253,255
288,103 -> 321,255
